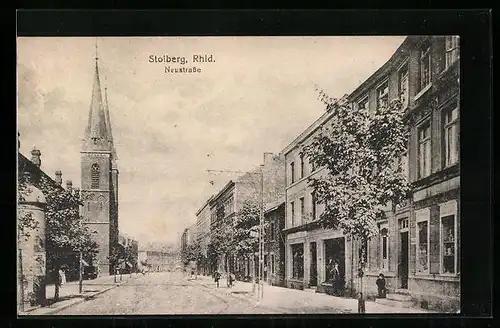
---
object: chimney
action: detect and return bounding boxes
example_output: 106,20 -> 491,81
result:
31,147 -> 41,168
55,170 -> 62,185
23,170 -> 32,183
263,152 -> 274,165
74,187 -> 80,199
66,180 -> 73,193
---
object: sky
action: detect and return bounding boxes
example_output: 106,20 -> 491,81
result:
17,36 -> 406,246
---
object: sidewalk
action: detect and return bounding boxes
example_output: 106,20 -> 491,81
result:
194,275 -> 433,314
19,273 -> 139,316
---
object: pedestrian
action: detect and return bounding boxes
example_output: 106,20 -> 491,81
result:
214,270 -> 221,288
376,273 -> 387,298
331,260 -> 340,295
58,269 -> 66,286
191,268 -> 195,279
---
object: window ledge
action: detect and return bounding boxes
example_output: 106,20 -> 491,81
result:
413,83 -> 433,101
411,274 -> 459,282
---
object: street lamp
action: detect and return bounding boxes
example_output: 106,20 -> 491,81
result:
207,167 -> 265,300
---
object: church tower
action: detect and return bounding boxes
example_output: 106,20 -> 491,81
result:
81,43 -> 119,276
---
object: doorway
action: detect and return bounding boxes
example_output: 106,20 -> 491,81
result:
399,231 -> 409,289
309,242 -> 317,287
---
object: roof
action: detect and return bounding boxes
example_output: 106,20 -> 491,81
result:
210,180 -> 235,205
82,58 -> 117,159
264,197 -> 285,214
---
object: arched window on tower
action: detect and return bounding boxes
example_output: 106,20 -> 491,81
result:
91,164 -> 100,189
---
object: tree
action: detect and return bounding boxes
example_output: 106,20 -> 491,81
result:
17,179 -> 40,241
36,176 -> 99,301
207,220 -> 233,273
303,88 -> 410,312
181,242 -> 201,266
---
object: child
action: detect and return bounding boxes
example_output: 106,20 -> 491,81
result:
376,273 -> 387,298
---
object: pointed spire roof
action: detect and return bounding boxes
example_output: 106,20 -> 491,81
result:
82,40 -> 117,161
84,42 -> 109,142
103,84 -> 118,160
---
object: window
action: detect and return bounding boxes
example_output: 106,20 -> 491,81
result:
443,106 -> 459,167
445,36 -> 459,69
418,121 -> 431,178
91,163 -> 100,189
439,201 -> 458,275
290,162 -> 295,184
311,192 -> 317,220
290,201 -> 295,227
291,243 -> 304,279
377,80 -> 389,109
269,221 -> 275,241
416,208 -> 430,274
300,155 -> 305,179
310,156 -> 316,172
379,223 -> 389,271
358,95 -> 370,111
300,197 -> 305,223
399,65 -> 409,108
419,44 -> 432,91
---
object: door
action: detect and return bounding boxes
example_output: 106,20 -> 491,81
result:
399,231 -> 409,289
309,242 -> 317,287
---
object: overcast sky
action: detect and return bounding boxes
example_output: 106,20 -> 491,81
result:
17,36 -> 406,245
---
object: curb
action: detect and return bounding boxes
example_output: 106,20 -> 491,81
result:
19,276 -> 139,316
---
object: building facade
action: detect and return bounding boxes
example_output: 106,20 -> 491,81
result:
347,35 -> 460,312
263,199 -> 286,287
195,197 -> 212,275
138,243 -> 179,272
207,152 -> 285,277
80,55 -> 120,276
281,35 -> 460,312
282,105 -> 355,295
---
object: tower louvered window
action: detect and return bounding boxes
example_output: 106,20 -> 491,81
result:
91,164 -> 100,189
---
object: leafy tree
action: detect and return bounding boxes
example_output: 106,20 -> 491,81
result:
35,175 -> 99,301
17,178 -> 40,241
181,242 -> 201,266
207,219 -> 233,273
303,89 -> 410,311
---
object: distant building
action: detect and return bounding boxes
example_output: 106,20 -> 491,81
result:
208,152 -> 285,277
138,243 -> 179,272
195,196 -> 213,275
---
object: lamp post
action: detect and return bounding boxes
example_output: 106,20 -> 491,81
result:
207,166 -> 265,300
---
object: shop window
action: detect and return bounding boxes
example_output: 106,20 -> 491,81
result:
291,243 -> 304,279
440,201 -> 458,275
416,208 -> 430,274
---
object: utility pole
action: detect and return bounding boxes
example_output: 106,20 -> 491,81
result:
79,252 -> 83,294
207,167 -> 265,300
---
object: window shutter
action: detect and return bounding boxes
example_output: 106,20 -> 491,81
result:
429,205 -> 440,274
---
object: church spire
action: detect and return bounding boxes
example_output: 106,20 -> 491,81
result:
103,81 -> 118,160
83,39 -> 111,151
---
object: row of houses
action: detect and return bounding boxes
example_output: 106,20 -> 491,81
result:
190,36 -> 460,312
